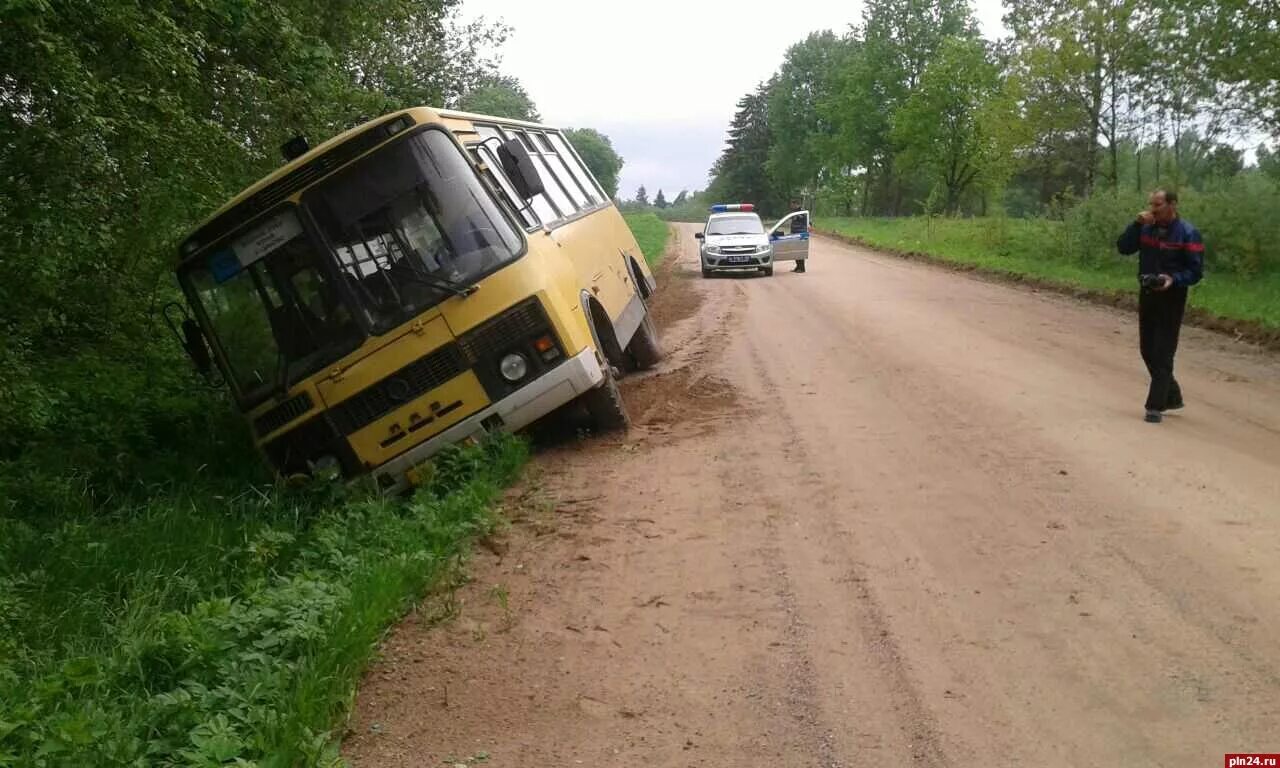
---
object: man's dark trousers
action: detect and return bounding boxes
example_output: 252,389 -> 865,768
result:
1139,285 -> 1187,411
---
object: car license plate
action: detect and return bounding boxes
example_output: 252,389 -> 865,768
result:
726,255 -> 750,264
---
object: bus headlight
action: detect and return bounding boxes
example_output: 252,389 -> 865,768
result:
500,353 -> 529,382
309,455 -> 341,482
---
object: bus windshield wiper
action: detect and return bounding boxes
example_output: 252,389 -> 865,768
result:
406,269 -> 478,298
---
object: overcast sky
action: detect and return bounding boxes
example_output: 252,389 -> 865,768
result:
460,0 -> 1010,201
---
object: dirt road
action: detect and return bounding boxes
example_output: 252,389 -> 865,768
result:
343,224 -> 1280,767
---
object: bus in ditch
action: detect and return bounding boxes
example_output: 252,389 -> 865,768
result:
171,107 -> 662,492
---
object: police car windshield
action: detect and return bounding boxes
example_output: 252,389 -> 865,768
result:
707,215 -> 763,236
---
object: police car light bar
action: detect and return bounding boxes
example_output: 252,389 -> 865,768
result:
710,203 -> 754,212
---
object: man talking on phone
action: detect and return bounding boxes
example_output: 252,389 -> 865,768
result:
1116,189 -> 1204,423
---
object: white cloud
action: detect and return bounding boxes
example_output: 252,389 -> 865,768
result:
460,0 -> 1010,197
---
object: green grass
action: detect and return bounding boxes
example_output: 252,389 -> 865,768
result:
0,435 -> 527,767
818,216 -> 1280,331
623,212 -> 671,267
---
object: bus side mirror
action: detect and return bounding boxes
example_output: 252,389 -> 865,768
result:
181,318 -> 213,376
497,138 -> 545,200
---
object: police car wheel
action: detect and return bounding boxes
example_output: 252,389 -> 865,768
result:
761,266 -> 774,277
701,265 -> 712,278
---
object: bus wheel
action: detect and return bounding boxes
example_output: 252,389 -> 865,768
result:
582,365 -> 630,432
626,310 -> 663,370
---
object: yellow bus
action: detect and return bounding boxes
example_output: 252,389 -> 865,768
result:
172,107 -> 662,492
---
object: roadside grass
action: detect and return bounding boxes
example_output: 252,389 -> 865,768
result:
0,434 -> 527,767
818,216 -> 1280,333
623,212 -> 671,267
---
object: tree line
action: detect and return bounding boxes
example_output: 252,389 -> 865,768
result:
629,187 -> 693,208
706,0 -> 1279,220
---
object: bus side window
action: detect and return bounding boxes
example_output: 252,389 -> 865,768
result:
501,128 -> 575,220
548,132 -> 604,204
529,130 -> 591,210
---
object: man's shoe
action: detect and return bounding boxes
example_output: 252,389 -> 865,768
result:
1144,409 -> 1163,423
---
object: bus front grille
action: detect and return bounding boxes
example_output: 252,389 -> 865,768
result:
328,343 -> 469,435
457,298 -> 547,364
254,392 -> 315,437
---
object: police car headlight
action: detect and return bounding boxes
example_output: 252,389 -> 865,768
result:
500,353 -> 529,382
757,244 -> 772,254
705,245 -> 721,255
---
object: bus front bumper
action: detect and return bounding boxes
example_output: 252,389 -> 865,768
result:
375,347 -> 605,494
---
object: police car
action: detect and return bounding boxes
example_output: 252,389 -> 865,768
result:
693,203 -> 811,278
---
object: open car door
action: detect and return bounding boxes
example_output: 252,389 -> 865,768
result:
768,211 -> 811,263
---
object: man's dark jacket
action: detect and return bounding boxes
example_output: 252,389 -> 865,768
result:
1116,217 -> 1204,287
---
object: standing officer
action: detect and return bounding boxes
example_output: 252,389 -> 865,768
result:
1116,189 -> 1204,423
788,199 -> 808,273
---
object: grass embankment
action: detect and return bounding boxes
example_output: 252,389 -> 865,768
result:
817,216 -> 1280,339
1,434 -> 525,767
622,212 -> 670,267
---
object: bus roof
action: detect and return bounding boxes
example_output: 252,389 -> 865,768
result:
180,106 -> 564,258
434,107 -> 555,131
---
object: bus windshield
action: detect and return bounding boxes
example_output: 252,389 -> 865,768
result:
183,208 -> 364,406
180,127 -> 525,406
305,128 -> 524,333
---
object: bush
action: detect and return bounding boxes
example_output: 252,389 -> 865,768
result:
1051,189 -> 1147,268
1182,174 -> 1280,275
1044,174 -> 1280,276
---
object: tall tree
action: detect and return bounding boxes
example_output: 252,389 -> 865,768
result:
456,74 -> 540,121
1006,0 -> 1152,195
708,82 -> 783,213
635,185 -> 649,205
892,38 -> 1025,212
1163,0 -> 1280,137
654,189 -> 668,208
565,128 -> 624,198
825,0 -> 978,214
767,31 -> 849,202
